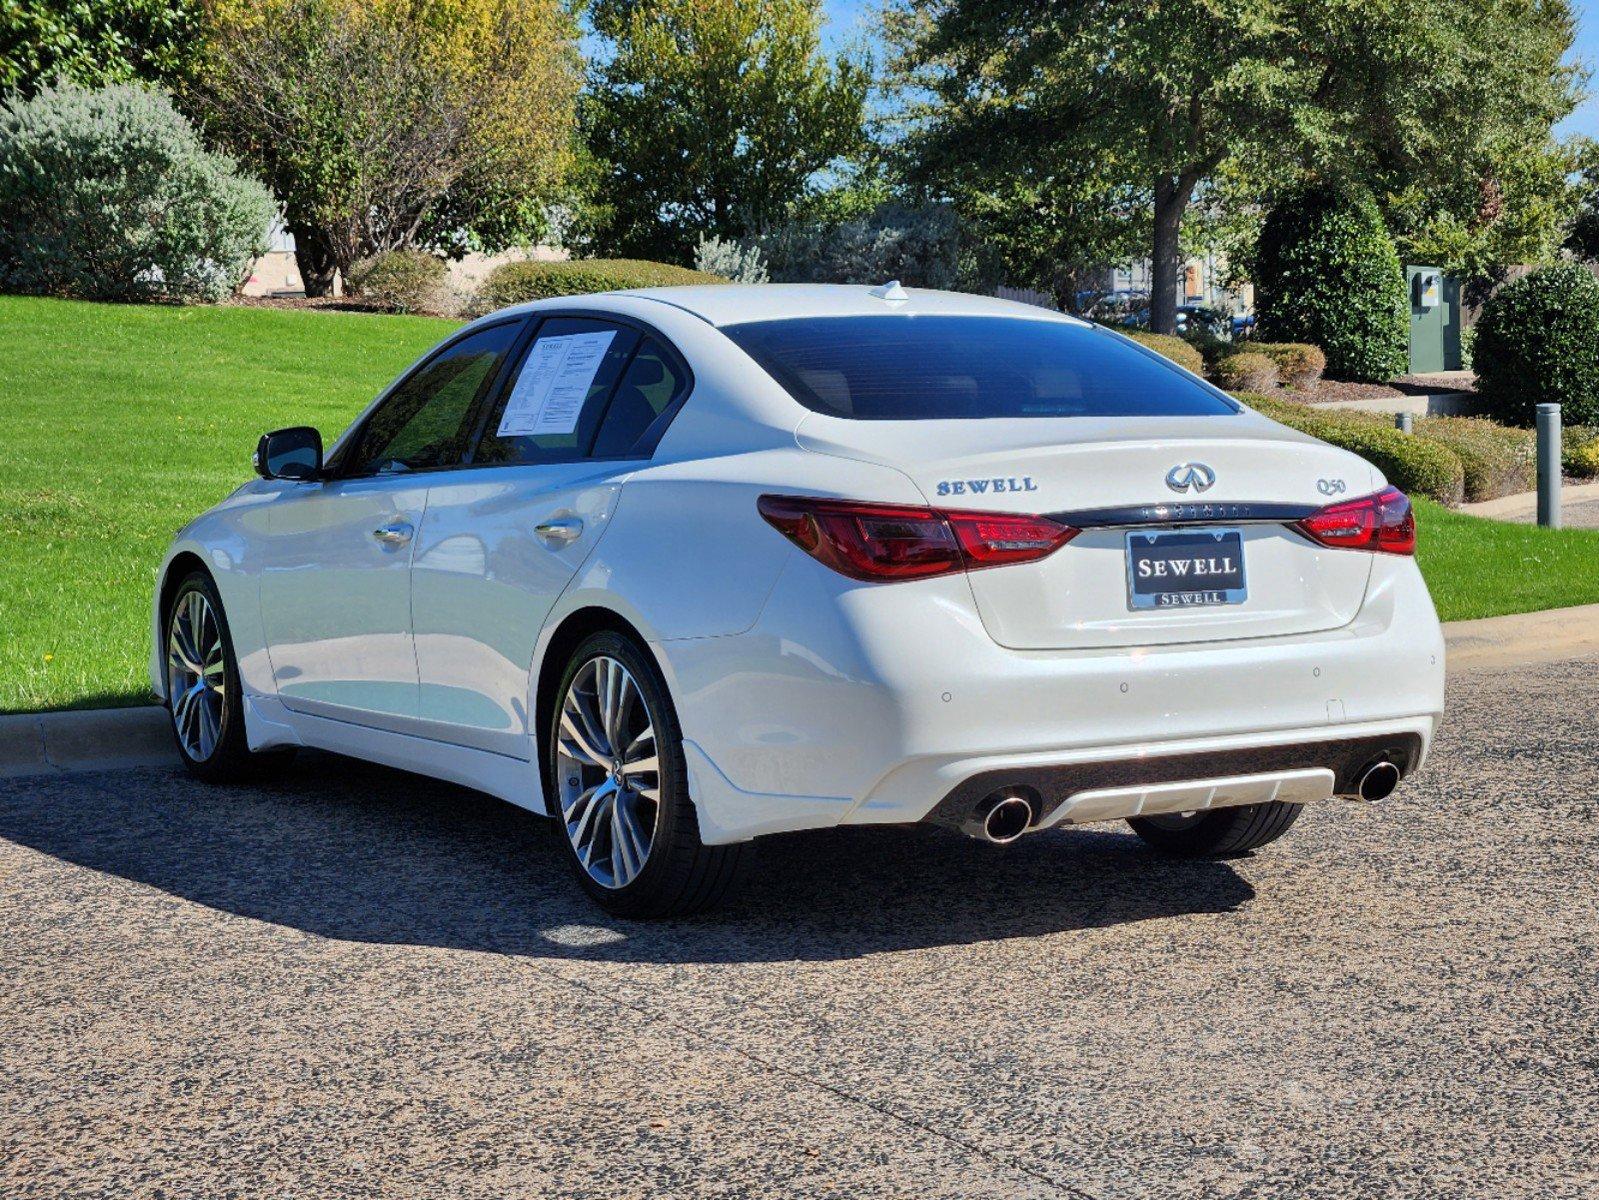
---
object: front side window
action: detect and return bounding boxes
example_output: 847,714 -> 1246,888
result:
474,318 -> 640,465
722,315 -> 1238,420
345,321 -> 521,475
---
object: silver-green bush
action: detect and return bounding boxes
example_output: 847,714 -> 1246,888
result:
758,203 -> 960,288
694,235 -> 769,284
0,82 -> 275,302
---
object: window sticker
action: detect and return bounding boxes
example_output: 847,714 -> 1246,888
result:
496,330 -> 617,437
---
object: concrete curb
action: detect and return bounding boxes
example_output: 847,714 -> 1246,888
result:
3,603 -> 1597,780
0,706 -> 176,779
1311,390 -> 1480,418
1443,602 -> 1599,673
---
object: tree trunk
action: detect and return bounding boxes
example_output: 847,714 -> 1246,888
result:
290,224 -> 339,298
1150,175 -> 1188,335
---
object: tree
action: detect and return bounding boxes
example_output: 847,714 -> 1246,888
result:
1,0 -> 202,97
1563,139 -> 1599,263
583,0 -> 868,263
192,0 -> 581,295
888,0 -> 1581,333
1255,187 -> 1408,382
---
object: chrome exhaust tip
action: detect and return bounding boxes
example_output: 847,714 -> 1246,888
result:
961,791 -> 1036,844
1355,761 -> 1401,802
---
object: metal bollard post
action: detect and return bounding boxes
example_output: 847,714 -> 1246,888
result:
1537,403 -> 1562,529
1395,411 -> 1413,434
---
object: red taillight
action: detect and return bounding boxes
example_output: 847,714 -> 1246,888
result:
1296,486 -> 1416,555
757,495 -> 1078,582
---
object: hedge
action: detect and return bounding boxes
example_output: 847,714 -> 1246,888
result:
1250,342 -> 1326,390
1473,264 -> 1599,427
1240,394 -> 1466,505
1567,426 -> 1599,478
1411,416 -> 1534,502
1254,187 -> 1408,382
1212,352 -> 1279,392
479,258 -> 726,308
1123,330 -> 1205,375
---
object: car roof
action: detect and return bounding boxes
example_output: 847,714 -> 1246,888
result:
610,283 -> 1090,329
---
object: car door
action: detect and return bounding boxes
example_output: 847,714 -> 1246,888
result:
410,316 -> 693,755
259,319 -> 525,729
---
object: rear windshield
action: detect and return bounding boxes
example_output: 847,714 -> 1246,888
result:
722,315 -> 1237,420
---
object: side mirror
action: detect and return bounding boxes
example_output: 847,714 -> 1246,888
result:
254,426 -> 323,481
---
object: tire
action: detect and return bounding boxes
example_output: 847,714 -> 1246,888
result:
548,631 -> 748,917
163,570 -> 294,784
1127,801 -> 1303,858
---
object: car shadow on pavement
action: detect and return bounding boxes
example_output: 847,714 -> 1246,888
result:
0,751 -> 1255,964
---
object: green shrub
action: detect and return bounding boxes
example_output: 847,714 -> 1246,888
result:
346,250 -> 447,313
1211,351 -> 1279,392
1254,187 -> 1408,382
1241,394 -> 1466,505
1412,416 -> 1534,502
1473,265 -> 1599,427
1251,342 -> 1326,389
1566,426 -> 1599,478
1123,330 -> 1205,374
479,257 -> 726,308
0,81 -> 273,302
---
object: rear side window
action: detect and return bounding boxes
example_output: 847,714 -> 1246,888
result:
474,317 -> 640,465
591,338 -> 689,457
722,315 -> 1237,420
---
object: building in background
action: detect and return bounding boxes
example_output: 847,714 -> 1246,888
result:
240,221 -> 569,299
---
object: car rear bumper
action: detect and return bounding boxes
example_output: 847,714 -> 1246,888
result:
658,551 -> 1446,844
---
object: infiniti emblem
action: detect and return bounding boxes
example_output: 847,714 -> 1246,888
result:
1165,462 -> 1216,494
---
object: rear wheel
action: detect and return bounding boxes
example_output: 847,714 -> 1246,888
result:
549,631 -> 747,917
1127,802 -> 1303,858
165,570 -> 293,783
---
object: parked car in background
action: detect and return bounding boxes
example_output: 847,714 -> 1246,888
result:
153,285 -> 1445,917
1118,303 -> 1255,339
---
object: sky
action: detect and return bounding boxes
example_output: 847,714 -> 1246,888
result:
818,0 -> 1599,140
1563,0 -> 1599,138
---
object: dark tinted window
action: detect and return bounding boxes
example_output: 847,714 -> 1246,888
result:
723,316 -> 1236,420
475,318 -> 639,465
346,321 -> 520,475
591,338 -> 688,457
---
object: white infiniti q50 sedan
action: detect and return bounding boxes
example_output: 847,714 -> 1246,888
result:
153,285 -> 1445,915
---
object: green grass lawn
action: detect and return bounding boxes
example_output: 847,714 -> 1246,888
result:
1,296 -> 1595,712
1,296 -> 458,712
1411,496 -> 1599,622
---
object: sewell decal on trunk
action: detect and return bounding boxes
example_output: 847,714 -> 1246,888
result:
934,476 -> 1038,496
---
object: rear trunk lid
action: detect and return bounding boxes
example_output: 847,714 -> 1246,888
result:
796,410 -> 1379,650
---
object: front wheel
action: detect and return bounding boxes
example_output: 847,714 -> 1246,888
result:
164,570 -> 293,783
1127,801 -> 1303,858
549,631 -> 748,917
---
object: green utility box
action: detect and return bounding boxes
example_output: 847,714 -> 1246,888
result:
1406,265 -> 1463,374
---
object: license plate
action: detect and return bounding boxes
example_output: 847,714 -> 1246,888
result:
1126,528 -> 1247,610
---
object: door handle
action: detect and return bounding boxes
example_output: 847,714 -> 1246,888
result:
534,517 -> 584,544
372,520 -> 414,546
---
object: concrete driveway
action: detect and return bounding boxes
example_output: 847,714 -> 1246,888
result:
2,657 -> 1595,1199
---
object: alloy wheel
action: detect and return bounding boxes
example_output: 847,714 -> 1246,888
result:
555,655 -> 662,889
166,589 -> 226,762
